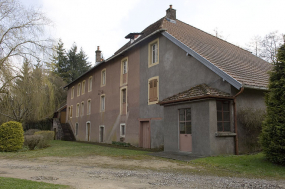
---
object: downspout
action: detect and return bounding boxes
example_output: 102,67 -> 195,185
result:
233,87 -> 244,155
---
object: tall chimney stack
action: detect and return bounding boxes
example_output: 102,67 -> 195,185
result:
166,5 -> 176,20
95,46 -> 101,63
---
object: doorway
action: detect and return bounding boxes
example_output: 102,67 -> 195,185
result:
140,121 -> 150,148
179,108 -> 192,152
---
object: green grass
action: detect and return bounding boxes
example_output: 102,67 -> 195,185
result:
191,153 -> 285,179
0,140 -> 149,159
0,177 -> 70,189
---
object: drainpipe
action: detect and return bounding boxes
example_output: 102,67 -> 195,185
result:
233,86 -> 244,155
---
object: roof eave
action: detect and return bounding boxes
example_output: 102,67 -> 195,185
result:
64,28 -> 166,89
158,95 -> 234,106
243,85 -> 268,91
161,31 -> 243,90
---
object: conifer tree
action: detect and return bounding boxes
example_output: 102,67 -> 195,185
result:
260,42 -> 285,165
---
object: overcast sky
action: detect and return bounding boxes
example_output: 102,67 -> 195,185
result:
21,0 -> 285,66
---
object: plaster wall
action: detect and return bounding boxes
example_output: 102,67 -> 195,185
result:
66,46 -> 140,145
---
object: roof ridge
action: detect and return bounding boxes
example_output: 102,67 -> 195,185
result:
176,19 -> 251,54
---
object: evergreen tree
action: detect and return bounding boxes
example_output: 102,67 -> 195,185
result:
260,42 -> 285,165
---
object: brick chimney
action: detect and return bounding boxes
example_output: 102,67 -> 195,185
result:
166,5 -> 176,20
95,46 -> 101,63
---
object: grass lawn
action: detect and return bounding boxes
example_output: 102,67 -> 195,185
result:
191,153 -> 285,179
0,140 -> 284,180
0,140 -> 149,159
0,177 -> 70,189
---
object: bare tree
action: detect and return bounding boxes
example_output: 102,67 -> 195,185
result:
246,31 -> 283,63
0,0 -> 52,93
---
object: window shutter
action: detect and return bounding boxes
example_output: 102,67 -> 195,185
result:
149,80 -> 154,102
153,79 -> 158,101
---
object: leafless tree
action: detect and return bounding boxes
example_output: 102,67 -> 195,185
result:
0,0 -> 52,93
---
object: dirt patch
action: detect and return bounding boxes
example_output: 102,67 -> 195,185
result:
0,157 -> 284,189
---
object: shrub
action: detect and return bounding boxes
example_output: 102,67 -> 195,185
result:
34,131 -> 54,148
24,129 -> 40,135
238,108 -> 266,153
260,44 -> 285,165
24,135 -> 43,150
0,121 -> 24,152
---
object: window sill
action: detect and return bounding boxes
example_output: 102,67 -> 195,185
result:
215,132 -> 236,137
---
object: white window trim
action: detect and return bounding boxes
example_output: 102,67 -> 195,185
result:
148,76 -> 159,105
71,86 -> 75,99
148,38 -> 159,68
99,125 -> 104,143
120,86 -> 127,115
82,80 -> 86,95
87,99 -> 91,115
76,103 -> 80,117
120,123 -> 126,137
86,121 -> 91,141
88,76 -> 92,92
101,69 -> 106,87
100,94 -> 105,112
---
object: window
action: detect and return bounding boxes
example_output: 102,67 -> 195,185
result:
71,87 -> 74,99
81,101 -> 84,116
121,58 -> 128,85
148,76 -> 159,105
82,80 -> 86,94
77,83 -> 81,96
121,88 -> 127,115
217,101 -> 231,132
88,76 -> 92,92
87,99 -> 91,115
100,95 -> 105,112
120,123 -> 126,137
99,125 -> 104,143
69,105 -> 73,118
148,38 -> 159,67
179,109 -> 191,134
75,123 -> 79,136
76,103 -> 80,117
101,69 -> 106,86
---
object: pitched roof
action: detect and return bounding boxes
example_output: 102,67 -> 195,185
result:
158,84 -> 233,105
116,17 -> 272,89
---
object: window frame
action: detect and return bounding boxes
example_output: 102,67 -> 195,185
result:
75,122 -> 79,136
101,69 -> 106,87
81,101 -> 84,117
86,121 -> 91,141
87,99 -> 91,115
217,100 -> 231,132
100,94 -> 105,112
71,86 -> 75,99
120,123 -> 126,137
76,103 -> 80,117
148,38 -> 159,68
120,87 -> 127,115
148,76 -> 159,105
88,76 -> 92,92
178,108 -> 192,134
77,83 -> 81,96
69,105 -> 73,118
82,80 -> 86,95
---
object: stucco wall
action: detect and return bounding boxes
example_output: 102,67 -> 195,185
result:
66,46 -> 140,145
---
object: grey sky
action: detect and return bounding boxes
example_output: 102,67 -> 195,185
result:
20,0 -> 285,65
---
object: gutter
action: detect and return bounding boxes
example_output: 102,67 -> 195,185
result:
64,28 -> 166,89
233,86 -> 244,155
243,85 -> 268,91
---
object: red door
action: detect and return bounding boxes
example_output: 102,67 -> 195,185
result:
140,121 -> 150,148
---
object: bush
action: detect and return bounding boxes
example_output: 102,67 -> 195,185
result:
24,135 -> 43,150
0,121 -> 24,152
238,108 -> 266,153
24,129 -> 40,135
34,131 -> 54,148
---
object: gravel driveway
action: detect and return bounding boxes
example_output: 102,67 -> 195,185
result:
0,157 -> 284,189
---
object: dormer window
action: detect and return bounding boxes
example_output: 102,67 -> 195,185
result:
125,33 -> 143,43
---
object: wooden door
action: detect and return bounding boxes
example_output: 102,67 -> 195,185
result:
60,111 -> 66,123
179,109 -> 192,152
99,126 -> 104,142
86,123 -> 90,141
140,121 -> 150,148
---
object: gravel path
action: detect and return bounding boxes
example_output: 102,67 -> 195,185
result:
0,158 -> 284,189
